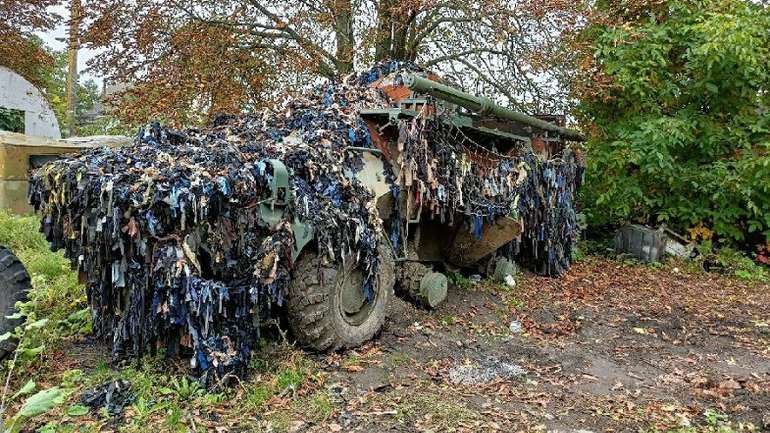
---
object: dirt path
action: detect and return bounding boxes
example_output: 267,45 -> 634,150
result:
307,257 -> 770,432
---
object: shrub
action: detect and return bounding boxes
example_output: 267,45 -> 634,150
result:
579,0 -> 770,243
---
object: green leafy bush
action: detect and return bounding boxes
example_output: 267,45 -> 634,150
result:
580,0 -> 770,243
696,240 -> 769,282
0,108 -> 24,134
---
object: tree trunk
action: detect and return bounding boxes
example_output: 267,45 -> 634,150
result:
374,0 -> 393,61
391,16 -> 408,60
333,0 -> 354,74
65,0 -> 81,137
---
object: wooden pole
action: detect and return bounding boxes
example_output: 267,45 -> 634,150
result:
65,0 -> 81,137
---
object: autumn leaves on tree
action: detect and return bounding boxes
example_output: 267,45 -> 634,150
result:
78,0 -> 582,126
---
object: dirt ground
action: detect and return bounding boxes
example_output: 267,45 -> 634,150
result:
305,256 -> 770,433
34,256 -> 770,432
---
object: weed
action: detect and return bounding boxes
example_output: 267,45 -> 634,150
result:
507,296 -> 525,310
276,367 -> 304,391
647,260 -> 664,270
165,402 -> 184,432
439,315 -> 457,326
696,240 -> 769,283
264,410 -> 292,433
0,211 -> 88,380
193,391 -> 225,408
342,353 -> 361,368
309,391 -> 334,422
372,384 -> 479,428
60,370 -> 84,388
448,272 -> 472,290
168,376 -> 204,400
571,243 -> 586,262
244,383 -> 272,410
647,409 -> 757,433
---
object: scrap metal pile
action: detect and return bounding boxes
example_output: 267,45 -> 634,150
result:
28,62 -> 583,382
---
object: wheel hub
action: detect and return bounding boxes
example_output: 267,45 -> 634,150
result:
337,268 -> 373,325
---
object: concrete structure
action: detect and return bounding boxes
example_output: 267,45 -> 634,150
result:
0,66 -> 61,139
0,131 -> 131,214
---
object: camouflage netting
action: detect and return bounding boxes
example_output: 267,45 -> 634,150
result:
28,62 -> 582,383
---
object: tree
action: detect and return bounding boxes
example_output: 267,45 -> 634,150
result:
81,0 -> 583,126
32,49 -> 101,134
0,0 -> 61,87
577,0 -> 770,243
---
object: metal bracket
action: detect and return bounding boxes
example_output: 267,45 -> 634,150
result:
257,158 -> 315,259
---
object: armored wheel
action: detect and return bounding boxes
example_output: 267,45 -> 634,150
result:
286,241 -> 395,351
0,246 -> 30,360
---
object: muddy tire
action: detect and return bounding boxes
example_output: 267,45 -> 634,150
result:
287,241 -> 395,351
395,262 -> 447,309
0,246 -> 30,360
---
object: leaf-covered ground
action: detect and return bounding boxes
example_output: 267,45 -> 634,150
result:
10,256 -> 770,432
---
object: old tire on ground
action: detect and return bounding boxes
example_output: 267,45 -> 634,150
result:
0,246 -> 31,360
287,241 -> 395,351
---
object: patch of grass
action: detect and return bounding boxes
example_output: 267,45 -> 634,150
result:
0,211 -> 88,371
164,401 -> 185,432
263,409 -> 293,433
448,272 -> 472,290
342,353 -> 361,368
715,248 -> 768,283
244,383 -> 272,410
647,409 -> 757,433
439,314 -> 457,326
241,349 -> 316,412
308,390 -> 334,422
507,295 -> 525,311
276,367 -> 305,391
695,241 -> 769,283
370,383 -> 480,428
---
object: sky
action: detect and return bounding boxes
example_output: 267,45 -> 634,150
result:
35,3 -> 104,87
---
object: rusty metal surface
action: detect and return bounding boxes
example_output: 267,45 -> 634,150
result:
445,216 -> 523,268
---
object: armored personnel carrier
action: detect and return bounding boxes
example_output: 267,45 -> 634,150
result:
13,63 -> 583,380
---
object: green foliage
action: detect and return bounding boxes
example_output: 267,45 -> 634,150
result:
0,211 -> 87,368
581,0 -> 770,243
696,240 -> 769,282
2,387 -> 66,433
276,367 -> 304,391
448,272 -> 472,290
507,296 -> 525,311
165,377 -> 204,400
37,50 -> 103,136
0,212 -> 88,432
244,384 -> 272,410
308,391 -> 334,422
76,115 -> 135,136
0,107 -> 24,134
652,408 -> 756,433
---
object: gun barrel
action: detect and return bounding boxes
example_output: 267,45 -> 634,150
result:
403,74 -> 585,142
